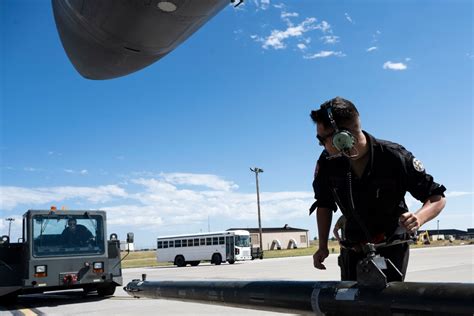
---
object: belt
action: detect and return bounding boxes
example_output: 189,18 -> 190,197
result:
340,233 -> 386,252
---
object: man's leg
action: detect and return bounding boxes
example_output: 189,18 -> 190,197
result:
339,247 -> 365,281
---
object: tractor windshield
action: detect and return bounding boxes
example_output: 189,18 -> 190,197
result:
32,214 -> 105,257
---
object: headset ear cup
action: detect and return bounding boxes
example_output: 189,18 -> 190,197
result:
332,131 -> 355,151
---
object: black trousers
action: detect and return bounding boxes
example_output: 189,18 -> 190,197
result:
338,243 -> 410,281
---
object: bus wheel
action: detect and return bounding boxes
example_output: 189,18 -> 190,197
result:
175,255 -> 186,267
97,284 -> 116,297
190,261 -> 200,266
228,259 -> 235,264
212,253 -> 222,265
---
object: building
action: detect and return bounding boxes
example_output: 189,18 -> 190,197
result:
227,224 -> 309,250
467,228 -> 474,239
120,241 -> 135,252
418,229 -> 469,240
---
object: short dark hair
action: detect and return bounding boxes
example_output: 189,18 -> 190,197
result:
310,97 -> 359,129
68,218 -> 77,225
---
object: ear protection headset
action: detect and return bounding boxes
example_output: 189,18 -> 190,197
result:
326,103 -> 356,152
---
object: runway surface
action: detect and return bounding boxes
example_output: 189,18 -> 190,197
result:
1,245 -> 472,315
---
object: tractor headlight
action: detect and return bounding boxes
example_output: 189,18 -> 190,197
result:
34,265 -> 47,277
93,262 -> 104,273
93,262 -> 103,269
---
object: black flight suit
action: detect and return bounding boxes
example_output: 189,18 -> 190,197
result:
310,131 -> 446,281
61,224 -> 93,246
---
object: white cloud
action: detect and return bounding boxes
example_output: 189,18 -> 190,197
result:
280,11 -> 299,27
321,35 -> 339,44
0,174 -> 315,234
254,18 -> 331,50
281,11 -> 298,19
383,61 -> 407,71
0,185 -> 128,210
304,50 -> 345,59
252,0 -> 270,10
261,0 -> 270,9
367,46 -> 378,52
160,172 -> 239,192
297,43 -> 307,51
24,167 -> 39,172
3,175 -> 472,246
372,30 -> 382,43
319,21 -> 331,33
345,13 -> 354,24
48,151 -> 62,156
64,169 -> 89,175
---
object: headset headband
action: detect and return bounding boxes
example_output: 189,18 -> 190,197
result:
326,104 -> 339,132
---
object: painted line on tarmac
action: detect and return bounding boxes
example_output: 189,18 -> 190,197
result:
0,306 -> 42,316
17,308 -> 37,316
109,296 -> 149,300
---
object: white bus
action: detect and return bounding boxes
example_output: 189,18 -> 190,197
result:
156,230 -> 252,267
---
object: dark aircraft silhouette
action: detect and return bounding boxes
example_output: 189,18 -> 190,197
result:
52,0 -> 239,80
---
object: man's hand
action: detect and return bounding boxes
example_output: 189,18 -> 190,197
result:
313,247 -> 329,270
399,212 -> 421,233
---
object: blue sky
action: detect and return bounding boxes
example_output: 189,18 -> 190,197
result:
1,0 -> 472,248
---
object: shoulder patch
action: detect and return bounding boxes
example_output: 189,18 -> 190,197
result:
412,158 -> 425,172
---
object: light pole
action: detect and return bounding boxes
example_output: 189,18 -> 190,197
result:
6,218 -> 15,239
250,167 -> 263,257
437,219 -> 440,240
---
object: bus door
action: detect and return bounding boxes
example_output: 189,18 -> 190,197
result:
225,236 -> 235,262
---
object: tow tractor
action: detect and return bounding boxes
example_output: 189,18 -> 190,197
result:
0,208 -> 133,302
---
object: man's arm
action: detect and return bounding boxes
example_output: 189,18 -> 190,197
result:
399,195 -> 446,233
313,207 -> 333,270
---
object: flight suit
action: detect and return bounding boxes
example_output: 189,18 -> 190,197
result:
310,131 -> 446,281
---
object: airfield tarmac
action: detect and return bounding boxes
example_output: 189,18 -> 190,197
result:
1,245 -> 472,316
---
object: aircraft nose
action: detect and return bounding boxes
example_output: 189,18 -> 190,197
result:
52,0 -> 165,80
51,0 -> 228,80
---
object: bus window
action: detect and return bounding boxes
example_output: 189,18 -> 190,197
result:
206,238 -> 212,245
235,235 -> 250,247
169,240 -> 174,248
200,238 -> 205,245
212,237 -> 218,245
219,237 -> 224,245
188,239 -> 193,247
175,240 -> 181,247
157,241 -> 163,249
163,241 -> 168,248
194,238 -> 199,246
182,240 -> 187,247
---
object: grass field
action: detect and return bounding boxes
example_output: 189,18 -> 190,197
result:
121,239 -> 471,269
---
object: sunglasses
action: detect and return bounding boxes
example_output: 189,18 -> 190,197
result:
316,131 -> 335,146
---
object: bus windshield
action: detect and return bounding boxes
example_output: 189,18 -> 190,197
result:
32,214 -> 105,257
234,235 -> 250,247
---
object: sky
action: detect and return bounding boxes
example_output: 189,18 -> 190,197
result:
0,0 -> 472,249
